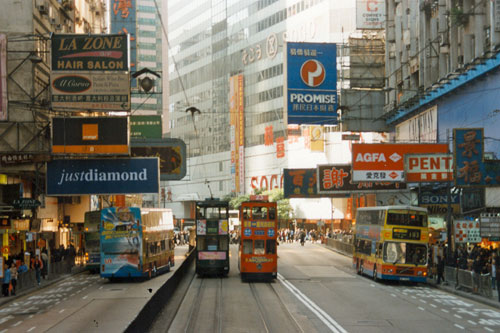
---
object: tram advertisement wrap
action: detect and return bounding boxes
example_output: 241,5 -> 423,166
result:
100,207 -> 142,275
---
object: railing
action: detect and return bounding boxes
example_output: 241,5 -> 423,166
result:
326,238 -> 353,256
444,266 -> 493,298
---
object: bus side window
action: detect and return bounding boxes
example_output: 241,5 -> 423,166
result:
243,239 -> 253,254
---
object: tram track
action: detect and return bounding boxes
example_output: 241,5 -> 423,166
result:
182,276 -> 224,333
249,282 -> 304,333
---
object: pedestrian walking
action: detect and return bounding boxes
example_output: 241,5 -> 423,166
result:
496,258 -> 500,302
437,255 -> 445,284
9,262 -> 17,296
2,262 -> 11,296
34,255 -> 43,286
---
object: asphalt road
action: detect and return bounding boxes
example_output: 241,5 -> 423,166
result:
155,242 -> 500,333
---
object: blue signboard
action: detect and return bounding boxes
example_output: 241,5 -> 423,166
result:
286,42 -> 337,125
267,229 -> 275,237
46,158 -> 159,195
110,0 -> 137,85
244,228 -> 252,237
283,168 -> 319,198
454,128 -> 500,186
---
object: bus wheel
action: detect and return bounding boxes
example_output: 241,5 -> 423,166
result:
372,265 -> 378,282
153,263 -> 157,277
356,259 -> 361,275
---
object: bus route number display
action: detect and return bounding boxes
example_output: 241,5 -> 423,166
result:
392,228 -> 420,240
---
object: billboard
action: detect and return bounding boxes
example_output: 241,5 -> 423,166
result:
130,115 -> 162,138
0,34 -> 6,121
131,138 -> 186,180
356,0 -> 386,30
229,75 -> 244,193
317,165 -> 405,194
51,34 -> 128,71
351,143 -> 448,182
52,117 -> 129,154
454,219 -> 481,243
418,190 -> 460,215
110,0 -> 137,79
283,169 -> 319,198
454,128 -> 500,186
285,42 -> 337,125
46,158 -> 159,195
51,72 -> 130,111
404,153 -> 453,183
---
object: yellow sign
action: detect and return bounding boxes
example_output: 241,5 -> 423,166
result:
0,174 -> 6,184
246,257 -> 273,264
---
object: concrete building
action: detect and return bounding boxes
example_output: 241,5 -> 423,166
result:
383,0 -> 500,215
0,0 -> 106,255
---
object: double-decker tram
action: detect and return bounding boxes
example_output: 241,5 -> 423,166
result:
353,206 -> 429,282
239,196 -> 278,281
100,207 -> 175,280
195,199 -> 230,276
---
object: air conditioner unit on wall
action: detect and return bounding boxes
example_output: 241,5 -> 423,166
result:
38,4 -> 48,15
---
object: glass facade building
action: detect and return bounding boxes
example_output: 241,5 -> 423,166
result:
167,0 -> 356,197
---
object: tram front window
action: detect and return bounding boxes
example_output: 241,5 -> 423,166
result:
254,240 -> 265,255
197,236 -> 220,251
266,239 -> 276,254
219,236 -> 228,251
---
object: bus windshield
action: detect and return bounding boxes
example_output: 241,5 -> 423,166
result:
383,242 -> 427,265
386,211 -> 427,227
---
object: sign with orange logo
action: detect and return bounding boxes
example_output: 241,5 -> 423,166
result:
352,143 -> 448,182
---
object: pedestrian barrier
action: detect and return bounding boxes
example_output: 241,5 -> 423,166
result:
326,238 -> 353,256
444,266 -> 457,286
457,268 -> 474,291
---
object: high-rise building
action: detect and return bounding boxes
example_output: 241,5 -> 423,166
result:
167,0 -> 358,201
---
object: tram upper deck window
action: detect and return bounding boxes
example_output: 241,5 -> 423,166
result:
242,207 -> 251,219
252,207 -> 268,220
269,207 -> 276,220
206,207 -> 220,219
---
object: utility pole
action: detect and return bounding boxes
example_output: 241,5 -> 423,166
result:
446,129 -> 453,263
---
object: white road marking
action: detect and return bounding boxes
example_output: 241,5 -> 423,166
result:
441,309 -> 449,313
454,324 -> 464,330
419,299 -> 427,304
98,286 -> 103,290
59,309 -> 65,314
70,293 -> 75,297
390,294 -> 396,297
28,315 -> 34,319
278,273 -> 347,333
484,327 -> 494,332
467,320 -> 476,325
418,307 -> 425,311
27,327 -> 36,332
411,296 -> 416,299
11,321 -> 22,327
430,304 -> 437,308
0,316 -> 14,324
454,314 -> 462,319
82,295 -> 88,299
370,284 -> 375,287
0,329 -> 7,333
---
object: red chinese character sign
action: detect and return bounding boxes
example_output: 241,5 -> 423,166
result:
111,0 -> 137,75
453,128 -> 500,186
276,137 -> 285,158
264,126 -> 274,146
317,165 -> 405,194
454,219 -> 481,243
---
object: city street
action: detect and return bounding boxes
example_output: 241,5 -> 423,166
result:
0,246 -> 189,332
155,243 -> 500,333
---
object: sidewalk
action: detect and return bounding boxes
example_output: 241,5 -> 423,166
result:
0,265 -> 86,308
322,243 -> 500,310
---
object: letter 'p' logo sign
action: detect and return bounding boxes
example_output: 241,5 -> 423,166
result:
300,59 -> 325,87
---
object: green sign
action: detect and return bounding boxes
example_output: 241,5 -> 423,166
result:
130,116 -> 162,139
12,198 -> 41,210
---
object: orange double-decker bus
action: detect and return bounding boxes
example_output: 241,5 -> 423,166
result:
239,195 -> 278,281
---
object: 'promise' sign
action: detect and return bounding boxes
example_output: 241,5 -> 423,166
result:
46,158 -> 159,195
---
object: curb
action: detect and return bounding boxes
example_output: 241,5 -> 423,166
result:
321,243 -> 500,310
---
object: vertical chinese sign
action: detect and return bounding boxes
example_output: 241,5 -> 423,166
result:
238,75 -> 245,193
454,128 -> 500,186
229,75 -> 245,193
0,34 -> 7,121
111,0 -> 136,82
